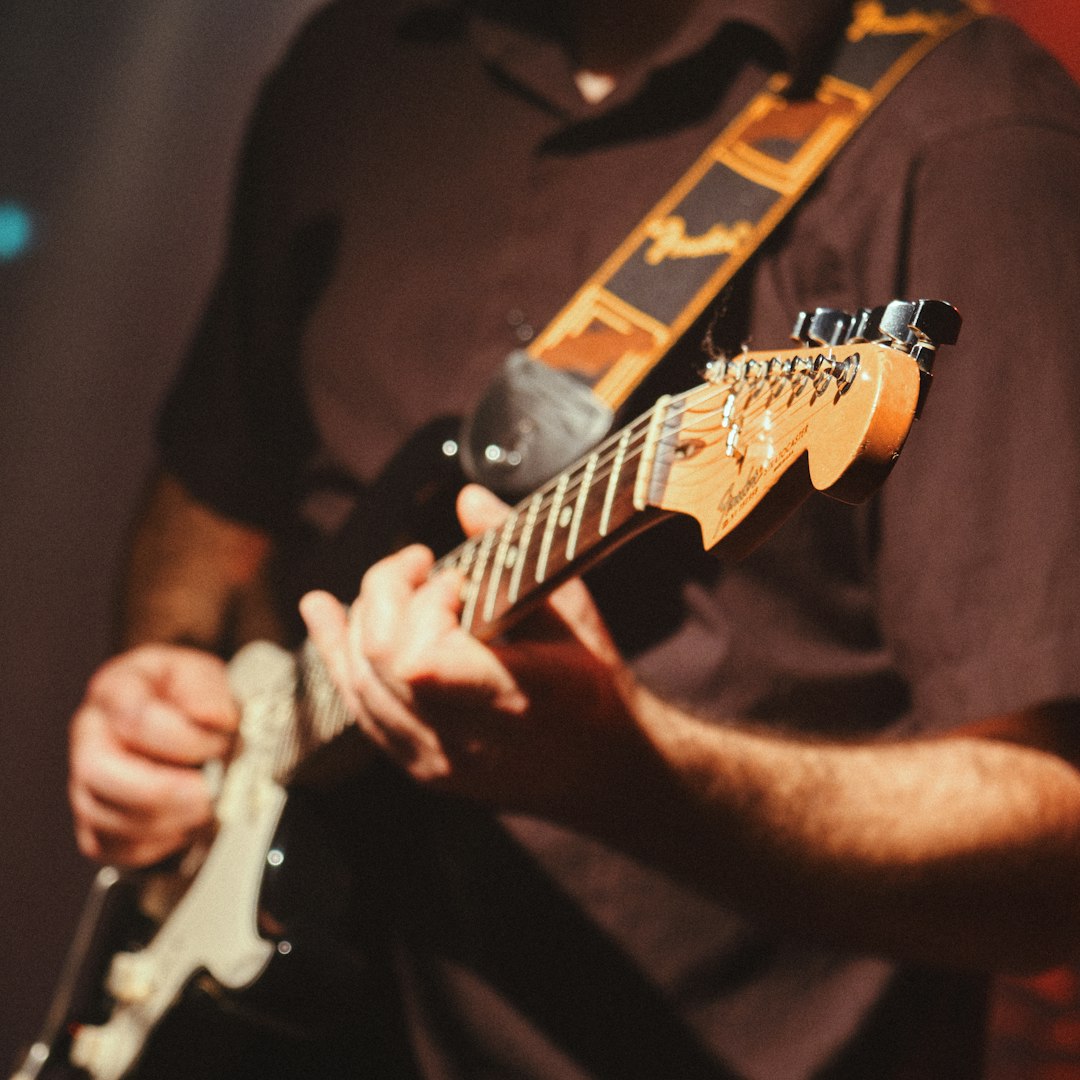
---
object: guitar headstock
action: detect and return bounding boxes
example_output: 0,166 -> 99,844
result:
642,299 -> 958,553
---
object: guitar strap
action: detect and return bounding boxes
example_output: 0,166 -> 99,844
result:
461,0 -> 981,495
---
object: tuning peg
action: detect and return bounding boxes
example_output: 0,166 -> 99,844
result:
791,307 -> 857,346
877,298 -> 962,417
878,299 -> 962,352
849,305 -> 887,342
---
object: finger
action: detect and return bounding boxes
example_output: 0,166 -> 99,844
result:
73,815 -> 193,868
406,572 -> 527,715
357,677 -> 452,782
456,483 -> 511,537
69,729 -> 214,868
84,671 -> 232,767
352,621 -> 451,779
299,589 -> 362,715
74,800 -> 199,867
72,712 -> 215,822
357,544 -> 434,663
89,646 -> 239,739
69,769 -> 210,839
455,486 -> 617,663
108,697 -> 233,765
302,587 -> 448,777
152,649 -> 240,734
541,577 -> 621,661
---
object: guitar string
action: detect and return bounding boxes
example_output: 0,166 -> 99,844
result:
449,347 -> 856,567
437,371 -> 796,574
439,353 -> 851,602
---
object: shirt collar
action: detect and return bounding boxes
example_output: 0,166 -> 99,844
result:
462,0 -> 854,116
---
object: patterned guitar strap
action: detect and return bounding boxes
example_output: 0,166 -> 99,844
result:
461,0 -> 983,497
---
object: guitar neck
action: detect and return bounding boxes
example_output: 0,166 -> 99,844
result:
281,329 -> 930,776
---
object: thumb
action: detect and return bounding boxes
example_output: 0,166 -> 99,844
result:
456,483 -> 511,537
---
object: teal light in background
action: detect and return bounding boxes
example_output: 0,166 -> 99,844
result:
0,202 -> 35,262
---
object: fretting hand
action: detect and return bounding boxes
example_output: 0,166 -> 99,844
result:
300,484 -> 644,820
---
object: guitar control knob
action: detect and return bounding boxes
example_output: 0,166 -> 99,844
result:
106,950 -> 157,1003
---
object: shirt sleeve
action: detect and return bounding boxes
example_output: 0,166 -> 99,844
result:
875,117 -> 1080,731
156,52 -> 320,531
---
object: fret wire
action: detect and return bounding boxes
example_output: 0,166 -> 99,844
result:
600,427 -> 633,537
557,362 -> 832,523
483,508 -> 520,625
444,368 -> 823,588
438,357 -> 855,626
456,537 -> 478,579
433,357 -> 835,579
534,472 -> 569,585
508,491 -> 543,605
635,396 -> 673,512
461,525 -> 497,633
445,375 -> 824,634
566,449 -> 599,562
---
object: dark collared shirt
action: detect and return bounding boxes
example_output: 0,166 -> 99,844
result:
161,2 -> 1080,1076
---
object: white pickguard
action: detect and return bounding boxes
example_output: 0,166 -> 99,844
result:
69,641 -> 299,1080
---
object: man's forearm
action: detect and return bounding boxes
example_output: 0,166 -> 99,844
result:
122,472 -> 280,651
613,690 -> 1080,974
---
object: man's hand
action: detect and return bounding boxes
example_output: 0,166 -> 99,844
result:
300,484 -> 642,821
68,644 -> 239,867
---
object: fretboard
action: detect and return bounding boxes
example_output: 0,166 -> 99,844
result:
436,395 -> 675,640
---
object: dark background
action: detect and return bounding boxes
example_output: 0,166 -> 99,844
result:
1,1 -> 1077,1073
0,2 -> 324,1066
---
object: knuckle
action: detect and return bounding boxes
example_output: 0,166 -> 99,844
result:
360,611 -> 393,664
359,559 -> 392,602
117,839 -> 159,869
393,647 -> 440,694
67,775 -> 90,810
67,750 -> 102,799
68,706 -> 94,754
110,705 -> 150,746
85,661 -> 122,704
408,751 -> 451,784
350,646 -> 377,691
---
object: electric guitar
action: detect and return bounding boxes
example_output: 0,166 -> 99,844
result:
12,299 -> 958,1080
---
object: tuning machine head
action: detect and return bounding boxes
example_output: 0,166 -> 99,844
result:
792,306 -> 857,347
792,298 -> 960,416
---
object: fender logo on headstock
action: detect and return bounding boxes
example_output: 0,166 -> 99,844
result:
717,464 -> 768,518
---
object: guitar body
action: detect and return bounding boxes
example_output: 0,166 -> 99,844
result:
278,414 -> 468,628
